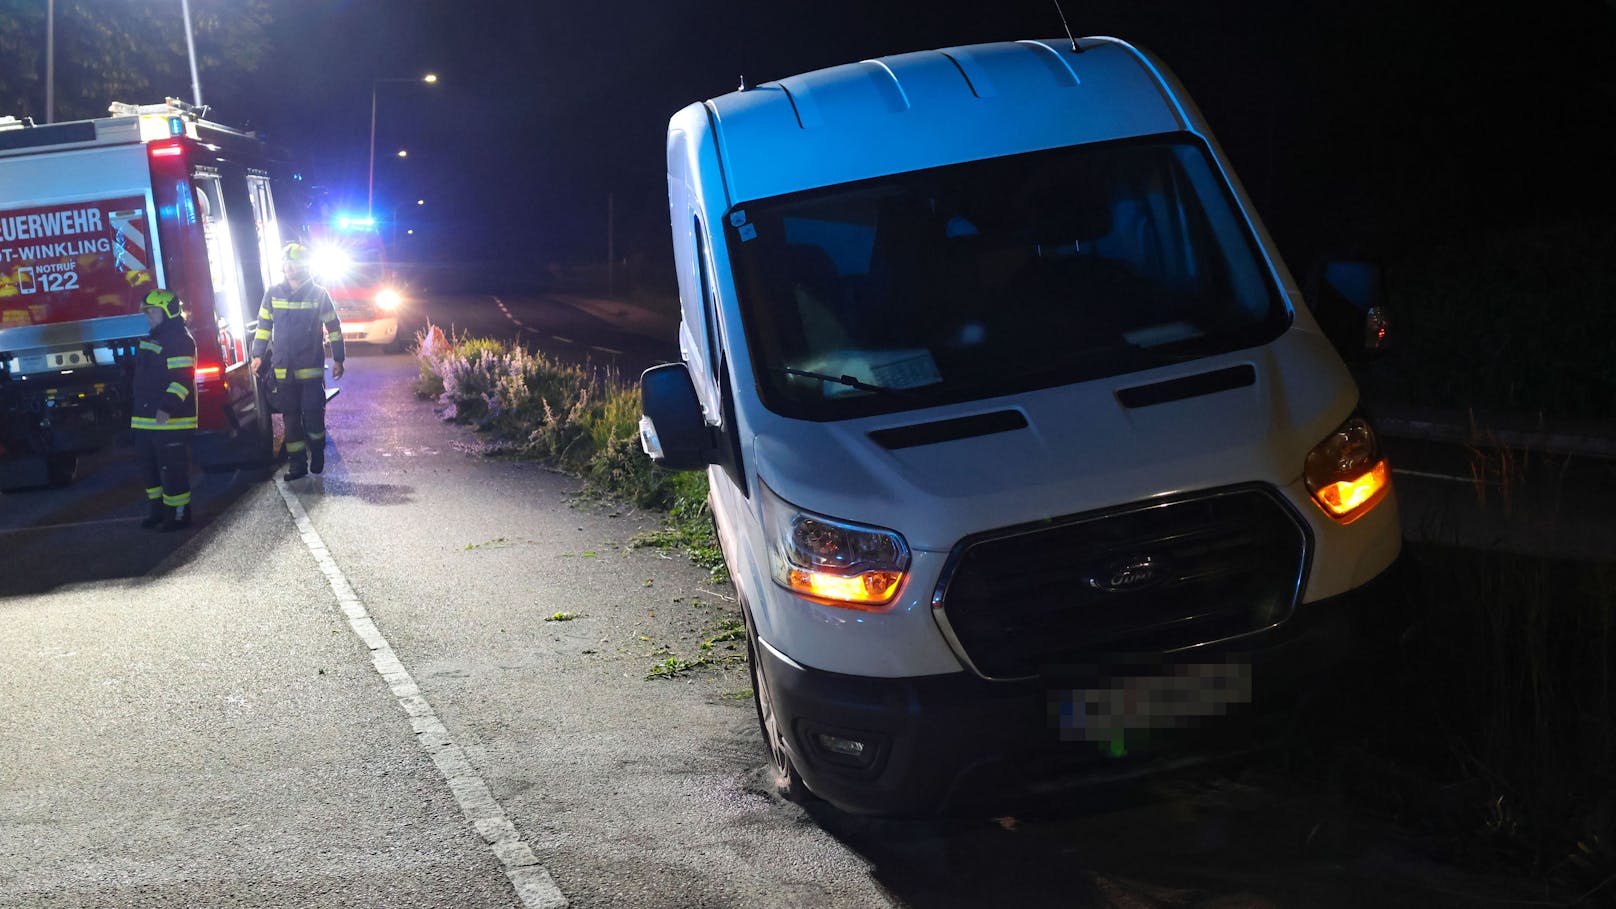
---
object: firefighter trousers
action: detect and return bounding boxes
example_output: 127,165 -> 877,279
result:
134,428 -> 192,510
280,377 -> 328,465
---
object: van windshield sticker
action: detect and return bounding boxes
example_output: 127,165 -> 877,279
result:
0,196 -> 154,327
798,348 -> 943,397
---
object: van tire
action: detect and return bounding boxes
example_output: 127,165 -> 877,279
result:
745,623 -> 818,805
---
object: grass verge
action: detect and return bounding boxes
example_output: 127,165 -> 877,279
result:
414,323 -> 721,571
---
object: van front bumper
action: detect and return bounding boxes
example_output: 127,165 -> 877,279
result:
758,557 -> 1407,816
340,316 -> 398,346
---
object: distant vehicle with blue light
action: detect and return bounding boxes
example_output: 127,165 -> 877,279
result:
641,37 -> 1402,815
305,216 -> 409,352
0,98 -> 305,489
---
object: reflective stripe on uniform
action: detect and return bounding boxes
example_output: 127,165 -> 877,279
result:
162,491 -> 192,507
308,431 -> 325,440
271,298 -> 319,310
274,367 -> 287,379
167,356 -> 195,369
285,440 -> 307,453
145,485 -> 163,500
327,330 -> 343,342
139,340 -> 162,352
258,306 -> 272,320
130,416 -> 198,430
293,366 -> 324,380
254,328 -> 271,340
166,382 -> 190,400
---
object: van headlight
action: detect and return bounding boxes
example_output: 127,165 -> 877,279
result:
1305,415 -> 1391,523
761,482 -> 909,609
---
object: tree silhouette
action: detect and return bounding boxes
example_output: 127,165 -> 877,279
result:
0,0 -> 269,124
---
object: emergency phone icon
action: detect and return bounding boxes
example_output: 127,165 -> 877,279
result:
15,266 -> 35,295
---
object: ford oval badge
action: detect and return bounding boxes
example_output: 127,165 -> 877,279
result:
1086,554 -> 1163,593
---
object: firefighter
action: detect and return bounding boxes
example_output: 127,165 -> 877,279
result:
131,288 -> 197,531
250,242 -> 345,480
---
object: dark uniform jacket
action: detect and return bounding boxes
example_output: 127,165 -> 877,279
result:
130,314 -> 197,431
250,279 -> 345,381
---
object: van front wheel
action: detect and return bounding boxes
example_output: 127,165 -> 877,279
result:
746,626 -> 817,805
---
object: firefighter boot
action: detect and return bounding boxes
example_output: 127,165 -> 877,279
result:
310,443 -> 324,475
161,503 -> 192,532
140,500 -> 168,529
284,456 -> 309,481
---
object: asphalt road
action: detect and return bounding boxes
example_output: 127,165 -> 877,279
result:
0,292 -> 1590,908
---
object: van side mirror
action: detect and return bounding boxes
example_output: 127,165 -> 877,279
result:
639,363 -> 714,472
1306,259 -> 1389,362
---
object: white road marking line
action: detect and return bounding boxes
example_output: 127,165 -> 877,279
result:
0,516 -> 141,536
1391,467 -> 1478,484
274,480 -> 568,909
588,346 -> 622,356
550,336 -> 573,344
490,295 -> 542,336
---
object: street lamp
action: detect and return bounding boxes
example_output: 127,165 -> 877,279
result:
390,198 -> 422,245
396,148 -> 408,158
368,72 -> 438,216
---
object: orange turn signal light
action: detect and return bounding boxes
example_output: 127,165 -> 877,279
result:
785,567 -> 904,609
1313,459 -> 1390,521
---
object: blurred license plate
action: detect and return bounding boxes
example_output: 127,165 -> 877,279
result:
1048,661 -> 1252,743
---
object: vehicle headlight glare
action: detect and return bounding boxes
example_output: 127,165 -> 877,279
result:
761,482 -> 909,609
375,288 -> 402,311
309,246 -> 352,282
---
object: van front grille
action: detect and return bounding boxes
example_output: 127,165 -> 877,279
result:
932,486 -> 1309,680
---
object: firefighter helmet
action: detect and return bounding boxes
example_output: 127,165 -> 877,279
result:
143,288 -> 181,320
282,242 -> 310,263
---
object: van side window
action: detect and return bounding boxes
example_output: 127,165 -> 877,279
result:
193,171 -> 248,365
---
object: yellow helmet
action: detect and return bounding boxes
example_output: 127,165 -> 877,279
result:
282,242 -> 310,263
143,288 -> 181,319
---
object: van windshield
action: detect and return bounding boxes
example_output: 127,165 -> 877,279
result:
725,134 -> 1290,421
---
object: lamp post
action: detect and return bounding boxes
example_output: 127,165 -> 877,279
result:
368,73 -> 437,217
180,0 -> 203,107
45,0 -> 53,122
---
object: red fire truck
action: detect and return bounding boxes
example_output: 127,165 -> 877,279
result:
0,99 -> 303,490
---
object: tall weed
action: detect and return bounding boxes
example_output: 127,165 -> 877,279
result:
414,322 -> 716,561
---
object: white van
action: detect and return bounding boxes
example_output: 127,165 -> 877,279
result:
641,37 -> 1402,815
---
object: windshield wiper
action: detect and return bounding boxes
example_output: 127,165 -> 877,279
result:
771,366 -> 918,398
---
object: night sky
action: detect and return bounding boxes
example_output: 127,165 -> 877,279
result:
212,1 -> 1616,284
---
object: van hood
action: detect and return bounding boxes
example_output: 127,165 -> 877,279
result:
751,329 -> 1356,552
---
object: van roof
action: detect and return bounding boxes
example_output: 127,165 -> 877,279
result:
702,38 -> 1188,204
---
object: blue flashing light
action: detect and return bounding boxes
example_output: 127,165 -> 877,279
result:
168,116 -> 184,136
335,215 -> 377,231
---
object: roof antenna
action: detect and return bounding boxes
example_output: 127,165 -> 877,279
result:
1052,0 -> 1083,53
739,74 -> 748,92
